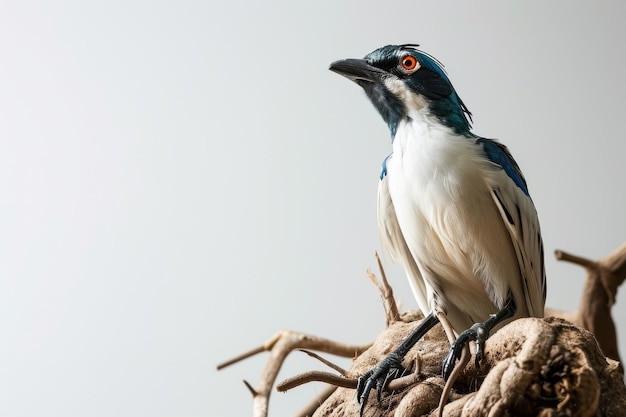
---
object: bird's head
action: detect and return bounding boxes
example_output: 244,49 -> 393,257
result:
330,44 -> 472,138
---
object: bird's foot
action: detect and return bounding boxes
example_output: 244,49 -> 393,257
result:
441,321 -> 490,380
442,296 -> 516,380
356,352 -> 405,416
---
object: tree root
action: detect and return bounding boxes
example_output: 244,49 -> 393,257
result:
218,244 -> 626,416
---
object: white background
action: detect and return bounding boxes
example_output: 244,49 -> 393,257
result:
1,2 -> 625,416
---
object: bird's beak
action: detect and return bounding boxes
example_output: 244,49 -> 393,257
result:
329,58 -> 387,84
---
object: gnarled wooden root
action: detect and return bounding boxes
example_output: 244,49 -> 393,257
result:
313,316 -> 626,417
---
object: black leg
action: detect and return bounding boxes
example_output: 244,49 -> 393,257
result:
441,295 -> 517,380
357,311 -> 439,416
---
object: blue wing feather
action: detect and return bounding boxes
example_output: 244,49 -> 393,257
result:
476,138 -> 529,196
380,155 -> 391,179
479,136 -> 546,316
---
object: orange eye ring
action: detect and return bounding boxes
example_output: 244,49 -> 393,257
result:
400,55 -> 419,72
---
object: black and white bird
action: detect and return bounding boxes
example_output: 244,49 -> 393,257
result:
329,44 -> 546,412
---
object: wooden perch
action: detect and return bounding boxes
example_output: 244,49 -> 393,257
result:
549,242 -> 626,365
216,252 -> 391,417
313,316 -> 626,417
216,331 -> 371,417
218,244 -> 626,417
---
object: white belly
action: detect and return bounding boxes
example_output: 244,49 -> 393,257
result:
384,121 -> 524,331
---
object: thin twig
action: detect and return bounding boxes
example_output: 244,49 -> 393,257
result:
243,380 -> 257,396
438,346 -> 470,417
277,371 -> 357,391
277,357 -> 423,393
554,249 -> 597,270
435,311 -> 471,417
375,251 -> 401,323
217,345 -> 268,370
367,251 -> 401,326
217,330 -> 371,417
297,349 -> 349,376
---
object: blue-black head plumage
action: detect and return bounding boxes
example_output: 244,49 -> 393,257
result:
330,44 -> 473,138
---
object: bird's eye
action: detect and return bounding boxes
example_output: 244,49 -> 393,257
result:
400,55 -> 419,72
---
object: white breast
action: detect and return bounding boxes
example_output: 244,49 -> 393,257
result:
381,118 -> 524,332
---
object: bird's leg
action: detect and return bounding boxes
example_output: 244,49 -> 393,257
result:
436,311 -> 470,416
441,294 -> 516,380
357,312 -> 439,416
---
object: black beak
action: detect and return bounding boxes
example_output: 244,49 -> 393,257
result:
329,58 -> 387,84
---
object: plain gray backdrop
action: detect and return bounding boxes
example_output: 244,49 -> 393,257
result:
1,1 -> 625,416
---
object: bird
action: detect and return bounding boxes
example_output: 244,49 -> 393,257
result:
329,44 -> 546,414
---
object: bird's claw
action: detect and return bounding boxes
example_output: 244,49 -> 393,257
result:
356,353 -> 404,416
441,322 -> 489,380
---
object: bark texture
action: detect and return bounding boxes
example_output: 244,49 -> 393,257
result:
313,314 -> 625,417
218,244 -> 626,417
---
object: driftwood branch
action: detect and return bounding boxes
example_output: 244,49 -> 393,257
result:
313,316 -> 626,417
366,251 -> 401,325
216,331 -> 371,417
219,243 -> 626,417
550,242 -> 626,365
216,251 -> 395,417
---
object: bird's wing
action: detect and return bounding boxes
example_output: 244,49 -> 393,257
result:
478,138 -> 546,317
378,164 -> 429,314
